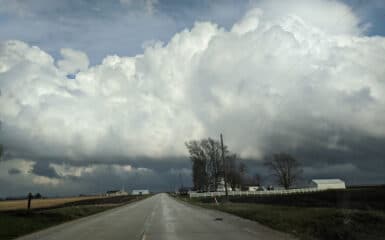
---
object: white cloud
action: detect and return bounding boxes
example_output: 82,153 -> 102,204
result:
231,8 -> 263,35
50,163 -> 152,178
0,158 -> 34,175
1,0 -> 385,163
57,48 -> 89,74
32,176 -> 60,186
0,158 -> 63,195
50,163 -> 95,178
255,0 -> 362,35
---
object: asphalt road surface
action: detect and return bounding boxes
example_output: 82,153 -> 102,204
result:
18,193 -> 296,240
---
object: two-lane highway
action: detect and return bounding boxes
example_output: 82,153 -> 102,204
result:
18,193 -> 296,240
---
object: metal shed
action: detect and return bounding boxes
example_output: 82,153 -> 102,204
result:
310,179 -> 346,190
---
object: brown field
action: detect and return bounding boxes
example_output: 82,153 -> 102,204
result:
0,196 -> 107,211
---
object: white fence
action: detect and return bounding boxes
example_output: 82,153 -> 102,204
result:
189,187 -> 323,198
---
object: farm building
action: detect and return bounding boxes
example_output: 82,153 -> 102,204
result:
247,186 -> 266,191
216,178 -> 233,192
106,189 -> 128,197
310,179 -> 346,190
132,189 -> 150,195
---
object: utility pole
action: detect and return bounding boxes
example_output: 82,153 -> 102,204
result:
27,192 -> 32,210
220,133 -> 228,200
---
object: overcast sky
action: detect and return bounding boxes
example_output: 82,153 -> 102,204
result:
0,0 -> 385,197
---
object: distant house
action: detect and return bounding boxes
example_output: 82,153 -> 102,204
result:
216,178 -> 233,192
106,189 -> 128,197
132,189 -> 150,195
310,179 -> 346,190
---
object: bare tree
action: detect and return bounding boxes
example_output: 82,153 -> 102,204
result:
253,173 -> 262,186
264,153 -> 302,189
238,162 -> 247,187
186,137 -> 239,192
226,154 -> 240,189
201,138 -> 223,191
185,140 -> 208,191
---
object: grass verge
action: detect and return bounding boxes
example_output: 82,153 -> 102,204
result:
177,196 -> 385,240
0,195 -> 148,240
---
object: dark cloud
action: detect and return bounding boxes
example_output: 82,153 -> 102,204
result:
31,161 -> 60,179
7,168 -> 21,175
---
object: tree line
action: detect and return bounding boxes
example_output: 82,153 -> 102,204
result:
186,137 -> 303,191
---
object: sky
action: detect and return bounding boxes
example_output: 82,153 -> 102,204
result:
0,0 -> 385,197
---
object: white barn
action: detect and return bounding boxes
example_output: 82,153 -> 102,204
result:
132,189 -> 150,195
310,179 -> 346,190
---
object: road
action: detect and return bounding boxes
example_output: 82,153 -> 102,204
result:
18,193 -> 296,240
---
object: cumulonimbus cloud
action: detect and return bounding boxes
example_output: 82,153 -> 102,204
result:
1,0 -> 385,163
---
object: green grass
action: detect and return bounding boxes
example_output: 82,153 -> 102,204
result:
0,205 -> 114,240
178,197 -> 385,240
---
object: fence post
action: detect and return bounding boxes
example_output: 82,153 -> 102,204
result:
27,192 -> 32,210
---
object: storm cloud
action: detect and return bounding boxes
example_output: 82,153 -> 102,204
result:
0,0 -> 385,196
